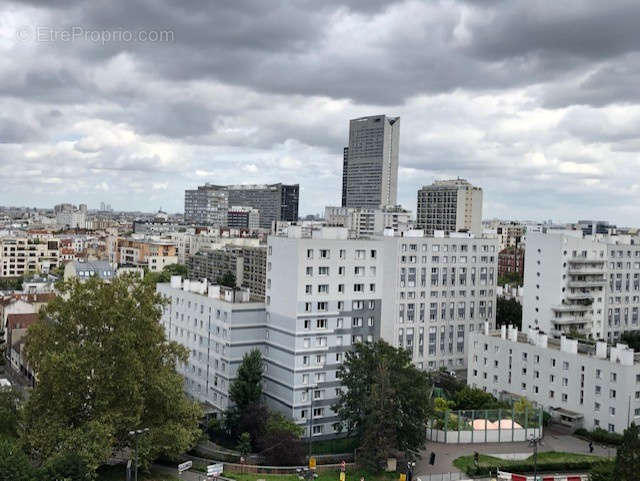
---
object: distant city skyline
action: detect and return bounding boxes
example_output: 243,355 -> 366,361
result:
2,1 -> 640,226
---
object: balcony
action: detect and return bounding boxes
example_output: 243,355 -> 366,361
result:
567,280 -> 605,288
567,268 -> 605,275
567,257 -> 605,264
552,304 -> 591,313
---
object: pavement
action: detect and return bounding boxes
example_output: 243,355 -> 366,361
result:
414,429 -> 616,477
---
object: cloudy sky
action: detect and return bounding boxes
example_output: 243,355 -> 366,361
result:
1,0 -> 640,224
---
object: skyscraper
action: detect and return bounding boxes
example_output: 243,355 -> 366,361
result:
342,115 -> 400,209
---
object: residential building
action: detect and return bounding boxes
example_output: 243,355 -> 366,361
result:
578,220 -> 616,236
111,237 -> 178,271
0,237 -> 60,277
417,179 -> 483,236
6,312 -> 39,384
379,230 -> 498,370
184,185 -> 229,226
324,205 -> 412,237
265,226 -> 384,437
64,260 -> 116,282
227,206 -> 260,230
468,325 -> 640,434
498,247 -> 525,281
342,115 -> 400,209
484,221 -> 526,251
187,245 -> 267,300
55,204 -> 87,229
157,277 -> 266,415
523,231 -> 640,342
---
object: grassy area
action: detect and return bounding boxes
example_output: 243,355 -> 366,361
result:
310,436 -> 360,455
227,470 -> 397,481
453,451 -> 606,476
96,465 -> 180,481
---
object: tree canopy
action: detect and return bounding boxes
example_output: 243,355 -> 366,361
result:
333,341 -> 431,470
496,297 -> 522,330
621,331 -> 640,352
229,349 -> 264,411
613,423 -> 640,481
22,276 -> 202,472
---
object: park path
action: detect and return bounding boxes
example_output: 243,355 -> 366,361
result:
414,431 -> 615,477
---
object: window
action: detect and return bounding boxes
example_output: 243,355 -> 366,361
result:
312,425 -> 324,435
306,249 -> 313,259
316,319 -> 327,329
302,374 -> 309,384
319,249 -> 330,259
318,266 -> 329,275
305,285 -> 312,294
317,302 -> 327,311
353,283 -> 364,292
318,284 -> 329,293
306,266 -> 313,276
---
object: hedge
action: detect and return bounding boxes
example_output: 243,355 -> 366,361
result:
574,427 -> 623,446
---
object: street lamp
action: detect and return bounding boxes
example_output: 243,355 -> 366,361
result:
129,428 -> 150,481
528,434 -> 543,481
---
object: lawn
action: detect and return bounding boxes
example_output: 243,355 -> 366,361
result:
96,465 -> 180,481
226,469 -> 397,481
453,451 -> 606,476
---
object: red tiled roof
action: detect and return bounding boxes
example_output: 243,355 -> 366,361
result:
13,293 -> 56,303
7,313 -> 39,329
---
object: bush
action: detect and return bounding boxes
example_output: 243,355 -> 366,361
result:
574,427 -> 623,446
453,452 -> 603,476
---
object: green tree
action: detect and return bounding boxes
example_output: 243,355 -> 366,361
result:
613,423 -> 640,481
496,297 -> 522,329
590,459 -> 615,481
333,341 -> 431,470
0,388 -> 21,439
453,387 -> 505,410
259,412 -> 304,466
498,271 -> 522,287
236,432 -> 251,458
0,438 -> 36,481
22,276 -> 202,472
229,349 -> 264,412
144,263 -> 188,285
621,331 -> 640,352
217,271 -> 236,288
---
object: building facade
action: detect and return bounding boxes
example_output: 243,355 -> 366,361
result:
112,237 -> 178,271
342,115 -> 400,209
185,183 -> 299,229
184,185 -> 229,226
0,237 -> 60,277
157,278 -> 266,415
227,206 -> 260,230
227,183 -> 299,229
380,231 -> 498,370
468,326 -> 640,434
265,227 -> 384,437
324,205 -> 412,237
523,231 -> 640,342
417,179 -> 483,236
498,247 -> 525,281
187,245 -> 267,300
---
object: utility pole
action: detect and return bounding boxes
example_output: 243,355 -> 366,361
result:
528,434 -> 543,481
129,428 -> 149,481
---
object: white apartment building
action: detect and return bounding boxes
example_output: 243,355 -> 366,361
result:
523,231 -> 640,341
265,226 -> 384,437
468,326 -> 640,434
324,205 -> 412,237
380,231 -> 498,370
157,277 -> 266,415
417,179 -> 483,236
